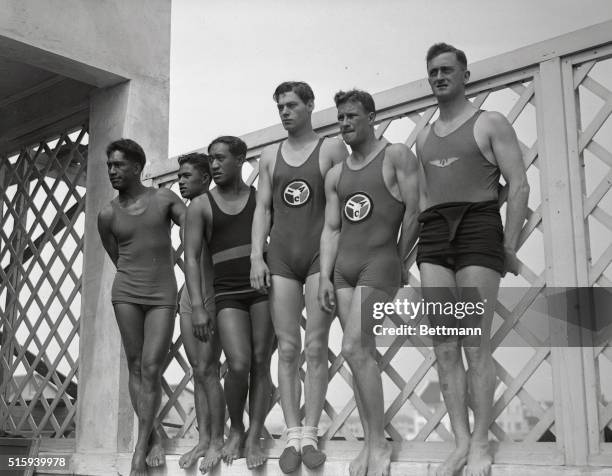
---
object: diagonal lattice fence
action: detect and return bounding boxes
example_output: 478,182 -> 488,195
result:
0,125 -> 88,438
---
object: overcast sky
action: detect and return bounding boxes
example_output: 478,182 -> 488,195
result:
168,0 -> 612,156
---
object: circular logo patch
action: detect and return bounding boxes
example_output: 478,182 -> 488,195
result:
344,192 -> 373,222
283,180 -> 311,207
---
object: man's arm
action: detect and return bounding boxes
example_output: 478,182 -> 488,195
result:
250,147 -> 274,290
184,196 -> 215,341
484,112 -> 530,274
415,126 -> 430,211
390,144 -> 420,284
319,164 -> 342,312
97,205 -> 119,266
159,187 -> 187,228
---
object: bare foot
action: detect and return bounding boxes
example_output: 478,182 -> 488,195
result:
221,428 -> 244,465
366,440 -> 391,476
435,442 -> 469,476
465,440 -> 492,476
130,447 -> 147,476
199,441 -> 223,475
245,438 -> 267,469
179,441 -> 209,469
145,430 -> 165,467
349,442 -> 369,476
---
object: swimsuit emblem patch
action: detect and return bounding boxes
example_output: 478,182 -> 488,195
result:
430,157 -> 460,167
283,180 -> 311,207
344,192 -> 373,223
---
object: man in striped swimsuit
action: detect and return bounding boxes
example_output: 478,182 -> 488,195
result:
184,136 -> 275,472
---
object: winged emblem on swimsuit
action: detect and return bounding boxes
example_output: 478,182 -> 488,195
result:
429,157 -> 460,167
283,180 -> 311,207
344,193 -> 373,222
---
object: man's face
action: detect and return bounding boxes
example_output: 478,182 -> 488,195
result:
276,91 -> 313,132
177,163 -> 210,199
209,143 -> 242,186
427,52 -> 469,100
337,100 -> 374,146
106,150 -> 140,190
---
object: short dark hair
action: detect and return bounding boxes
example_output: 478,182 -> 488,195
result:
333,89 -> 376,114
178,152 -> 211,178
208,136 -> 247,158
273,81 -> 315,104
106,138 -> 146,167
426,43 -> 467,69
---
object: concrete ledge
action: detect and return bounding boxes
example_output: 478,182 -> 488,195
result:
38,453 -> 610,476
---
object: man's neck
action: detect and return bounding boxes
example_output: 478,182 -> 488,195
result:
118,181 -> 147,200
437,96 -> 473,122
217,178 -> 247,196
350,133 -> 380,162
286,123 -> 318,145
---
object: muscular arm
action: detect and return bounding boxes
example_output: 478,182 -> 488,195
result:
184,196 -> 215,340
484,113 -> 529,274
160,187 -> 187,229
415,126 -> 430,211
97,205 -> 118,266
319,164 -> 342,312
390,145 -> 420,280
250,147 -> 274,289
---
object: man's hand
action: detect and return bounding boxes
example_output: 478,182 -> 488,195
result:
250,256 -> 271,291
192,306 -> 215,342
318,277 -> 336,313
504,246 -> 520,276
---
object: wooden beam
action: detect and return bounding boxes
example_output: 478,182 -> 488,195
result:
535,57 -> 590,465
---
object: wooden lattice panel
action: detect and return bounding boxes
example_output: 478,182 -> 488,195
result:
0,126 -> 88,438
572,53 -> 612,444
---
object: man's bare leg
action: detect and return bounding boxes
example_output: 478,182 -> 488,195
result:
302,273 -> 333,452
217,308 -> 252,465
244,299 -> 275,469
270,276 -> 305,443
178,313 -> 224,468
114,304 -> 174,476
336,288 -> 370,476
338,287 -> 392,476
421,264 -> 472,476
458,266 -> 499,476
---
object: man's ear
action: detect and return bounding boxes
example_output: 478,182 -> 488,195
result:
463,69 -> 471,84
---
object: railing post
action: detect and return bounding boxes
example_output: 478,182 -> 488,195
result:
535,56 -> 590,466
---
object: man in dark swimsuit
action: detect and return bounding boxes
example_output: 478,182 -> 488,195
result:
97,138 -> 185,476
184,136 -> 275,472
251,82 -> 348,473
415,43 -> 529,476
176,153 -> 225,473
319,89 -> 420,476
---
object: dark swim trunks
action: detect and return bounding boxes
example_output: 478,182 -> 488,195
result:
215,290 -> 268,313
416,200 -> 504,275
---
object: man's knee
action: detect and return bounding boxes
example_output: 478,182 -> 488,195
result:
277,337 -> 301,364
304,337 -> 327,365
434,341 -> 462,368
126,355 -> 142,376
141,360 -> 163,385
464,345 -> 492,368
227,357 -> 251,380
341,336 -> 369,366
193,361 -> 219,384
